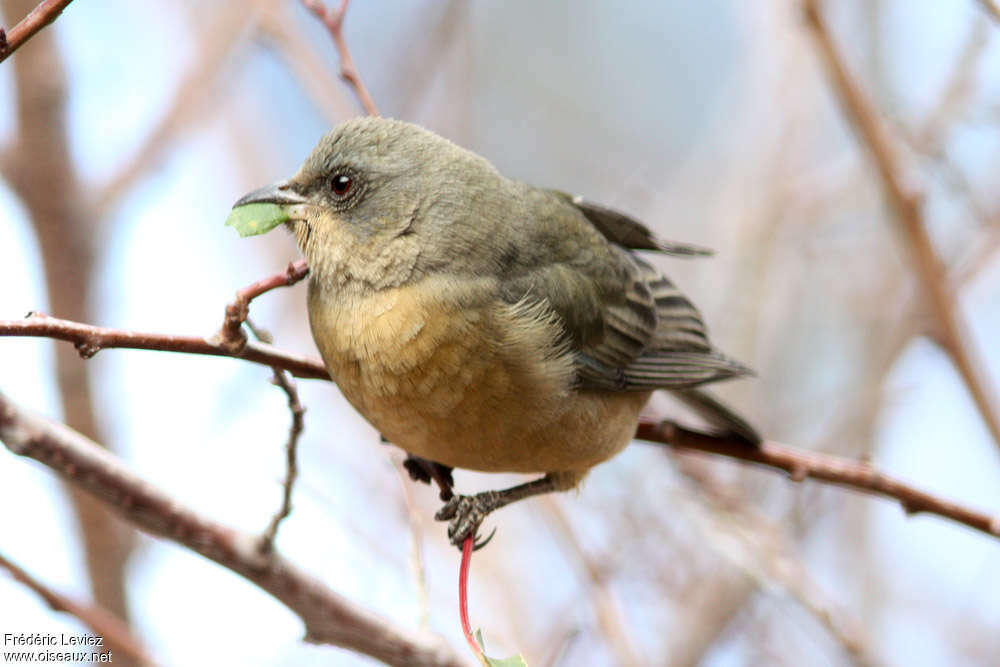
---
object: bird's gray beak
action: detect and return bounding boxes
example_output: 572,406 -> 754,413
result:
233,180 -> 308,208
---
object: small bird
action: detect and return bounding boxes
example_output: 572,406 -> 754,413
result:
234,117 -> 759,547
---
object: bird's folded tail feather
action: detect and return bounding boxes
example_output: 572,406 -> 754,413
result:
670,387 -> 761,446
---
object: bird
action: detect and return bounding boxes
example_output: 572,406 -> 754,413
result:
233,116 -> 759,547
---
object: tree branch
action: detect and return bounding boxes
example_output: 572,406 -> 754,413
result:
0,312 -> 329,380
0,0 -> 74,63
301,0 -> 380,116
636,421 -> 1000,540
2,259 -> 998,543
0,552 -> 154,665
3,316 -> 998,542
803,0 -> 1000,453
2,257 -> 316,381
0,390 -> 466,667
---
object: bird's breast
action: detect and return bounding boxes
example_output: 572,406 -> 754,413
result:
308,277 -> 497,412
306,275 -> 643,473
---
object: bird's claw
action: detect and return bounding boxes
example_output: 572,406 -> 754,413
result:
472,527 -> 497,551
434,492 -> 501,549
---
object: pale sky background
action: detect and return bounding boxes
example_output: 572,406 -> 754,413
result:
1,1 -> 1000,665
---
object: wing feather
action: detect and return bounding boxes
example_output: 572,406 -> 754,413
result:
501,190 -> 753,393
564,196 -> 751,391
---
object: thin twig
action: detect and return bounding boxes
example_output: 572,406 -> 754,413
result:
301,0 -> 380,116
0,552 -> 155,665
0,0 -> 74,63
0,311 -> 328,379
218,259 -> 310,350
803,0 -> 1000,453
246,320 -> 306,556
259,366 -> 304,551
0,390 -> 466,667
636,420 -> 1000,540
0,260 -> 316,375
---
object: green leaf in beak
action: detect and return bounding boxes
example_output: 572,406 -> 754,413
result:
225,203 -> 289,238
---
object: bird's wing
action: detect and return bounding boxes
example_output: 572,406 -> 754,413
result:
552,191 -> 715,257
572,251 -> 752,391
498,190 -> 751,392
527,192 -> 758,442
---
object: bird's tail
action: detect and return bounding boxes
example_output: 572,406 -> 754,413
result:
670,388 -> 761,446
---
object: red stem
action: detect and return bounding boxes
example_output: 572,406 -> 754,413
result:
459,534 -> 483,659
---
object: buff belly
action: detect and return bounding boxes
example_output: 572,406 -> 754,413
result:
307,276 -> 650,475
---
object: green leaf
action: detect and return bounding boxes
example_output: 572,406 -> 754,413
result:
225,203 -> 289,238
475,630 -> 528,667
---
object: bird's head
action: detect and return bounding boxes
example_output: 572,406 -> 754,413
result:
232,116 -> 505,293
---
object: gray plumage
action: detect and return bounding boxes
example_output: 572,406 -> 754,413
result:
292,117 -> 752,397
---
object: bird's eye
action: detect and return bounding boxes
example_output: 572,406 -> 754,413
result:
330,174 -> 353,197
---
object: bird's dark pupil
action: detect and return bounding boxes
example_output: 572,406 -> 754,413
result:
332,175 -> 352,195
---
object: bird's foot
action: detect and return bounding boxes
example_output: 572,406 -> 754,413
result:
435,491 -> 501,549
401,454 -> 455,500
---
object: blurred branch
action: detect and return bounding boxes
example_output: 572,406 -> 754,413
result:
90,3 -> 260,217
804,0 -> 1000,453
0,390 -> 467,667
662,309 -> 901,663
665,567 -> 756,667
914,19 -> 990,149
0,0 -> 73,63
825,279 -> 921,452
538,623 -> 580,667
259,3 -> 357,123
391,464 -> 432,632
541,497 -> 641,666
4,0 -> 135,643
957,226 -> 1000,286
392,0 -> 468,120
637,421 -> 1000,540
245,320 -> 306,556
673,458 -> 878,666
301,0 -> 380,116
0,312 -> 329,380
902,19 -> 993,226
0,552 -> 154,665
974,0 -> 1000,23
